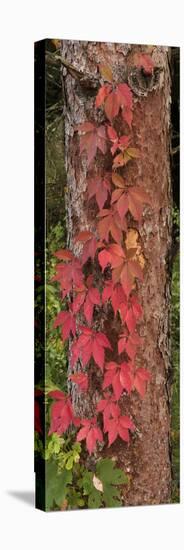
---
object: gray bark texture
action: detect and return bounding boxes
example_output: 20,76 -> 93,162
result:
61,40 -> 172,505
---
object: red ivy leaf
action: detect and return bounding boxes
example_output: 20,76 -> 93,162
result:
54,248 -> 74,261
109,246 -> 144,297
75,231 -> 102,262
111,182 -> 152,221
102,280 -> 127,315
74,231 -> 102,265
98,248 -> 112,271
53,309 -> 76,341
48,392 -> 74,435
95,82 -> 133,126
119,295 -> 143,332
118,331 -> 144,360
73,278 -> 101,324
107,126 -> 131,155
104,90 -> 120,121
103,361 -> 133,399
104,411 -> 135,446
97,205 -> 127,243
99,244 -> 143,298
74,231 -> 93,242
76,123 -> 107,165
96,392 -> 121,432
77,418 -> 103,454
134,368 -> 151,397
52,256 -> 83,294
95,84 -> 112,107
71,327 -> 112,370
87,174 -> 111,209
70,373 -> 88,391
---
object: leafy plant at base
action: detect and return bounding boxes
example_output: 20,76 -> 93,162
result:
79,458 -> 128,508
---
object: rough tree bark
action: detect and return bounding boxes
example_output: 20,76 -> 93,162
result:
61,40 -> 172,505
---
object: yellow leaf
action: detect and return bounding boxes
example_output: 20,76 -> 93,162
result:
99,64 -> 113,82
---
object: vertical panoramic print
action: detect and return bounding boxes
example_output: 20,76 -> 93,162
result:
34,40 -> 180,511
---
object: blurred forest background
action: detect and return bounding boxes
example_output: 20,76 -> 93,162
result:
37,41 -> 179,504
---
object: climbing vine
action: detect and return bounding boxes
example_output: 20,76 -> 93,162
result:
46,54 -> 154,458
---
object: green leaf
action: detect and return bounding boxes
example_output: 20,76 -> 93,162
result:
65,456 -> 74,470
96,458 -> 128,485
88,490 -> 102,509
103,485 -> 122,508
81,471 -> 94,495
46,461 -> 72,511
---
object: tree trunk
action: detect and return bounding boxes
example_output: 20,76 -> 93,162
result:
61,40 -> 172,505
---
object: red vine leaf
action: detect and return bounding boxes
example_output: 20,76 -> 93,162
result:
87,174 -> 111,209
96,392 -> 121,431
111,180 -> 152,221
76,122 -> 107,165
134,368 -> 151,397
77,418 -> 103,454
98,248 -> 113,271
104,410 -> 135,446
119,295 -> 143,333
107,126 -> 131,155
95,84 -> 112,107
100,244 -> 143,297
97,206 -> 127,243
52,255 -> 83,294
95,82 -> 132,126
53,309 -> 76,341
48,391 -> 74,435
104,90 -> 120,121
74,231 -> 93,242
83,287 -> 101,324
69,373 -> 88,391
118,331 -> 144,360
54,248 -> 74,261
103,362 -> 133,399
116,83 -> 133,128
102,280 -> 127,315
73,277 -> 101,324
75,231 -> 102,265
71,327 -> 112,370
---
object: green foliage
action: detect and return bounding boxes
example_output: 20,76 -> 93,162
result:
35,429 -> 128,510
46,461 -> 72,510
46,222 -> 68,389
57,441 -> 81,471
79,458 -> 128,509
45,433 -> 65,460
